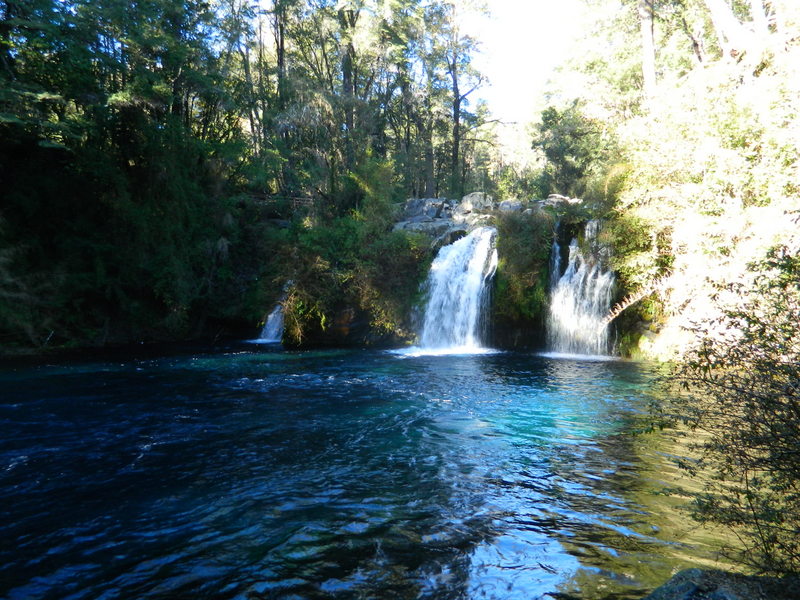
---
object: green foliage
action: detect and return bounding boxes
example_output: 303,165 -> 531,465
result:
606,212 -> 671,291
667,244 -> 800,574
282,212 -> 430,346
0,0 -> 495,351
531,100 -> 620,202
280,155 -> 429,345
535,0 -> 800,572
492,210 -> 555,324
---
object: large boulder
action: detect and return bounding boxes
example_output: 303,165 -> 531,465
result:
432,224 -> 469,250
642,569 -> 800,600
452,212 -> 494,228
455,192 -> 495,215
402,197 -> 452,219
539,194 -> 583,209
393,218 -> 454,239
498,199 -> 523,212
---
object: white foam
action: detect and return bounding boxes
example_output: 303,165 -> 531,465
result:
389,346 -> 502,358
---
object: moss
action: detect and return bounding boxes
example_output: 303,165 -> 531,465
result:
491,211 -> 555,347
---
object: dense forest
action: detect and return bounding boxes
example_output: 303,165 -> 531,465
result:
1,0 -> 516,350
5,0 -> 796,356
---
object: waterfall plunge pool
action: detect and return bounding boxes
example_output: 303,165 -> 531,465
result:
0,347 -> 724,600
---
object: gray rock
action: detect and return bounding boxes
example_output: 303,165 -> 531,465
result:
541,194 -> 583,208
402,197 -> 451,219
642,569 -> 800,600
432,225 -> 469,250
498,199 -> 523,212
395,193 -> 498,246
452,212 -> 493,228
393,219 -> 453,238
455,192 -> 494,215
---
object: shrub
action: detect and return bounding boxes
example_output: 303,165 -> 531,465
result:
667,242 -> 800,574
493,210 -> 555,325
282,209 -> 431,346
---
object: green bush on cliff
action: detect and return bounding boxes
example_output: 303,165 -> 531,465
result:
279,162 -> 431,346
492,211 -> 555,334
282,218 -> 430,346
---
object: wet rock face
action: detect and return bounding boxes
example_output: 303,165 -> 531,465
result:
392,218 -> 455,239
642,569 -> 800,600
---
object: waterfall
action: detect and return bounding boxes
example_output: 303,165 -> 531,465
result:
257,304 -> 284,343
547,221 -> 615,356
251,281 -> 294,344
412,226 -> 498,354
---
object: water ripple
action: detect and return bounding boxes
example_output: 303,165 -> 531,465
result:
0,349 -> 714,599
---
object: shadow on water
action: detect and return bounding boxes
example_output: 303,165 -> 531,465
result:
0,348 -> 725,599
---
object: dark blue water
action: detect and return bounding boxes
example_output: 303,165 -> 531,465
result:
0,348 -> 713,599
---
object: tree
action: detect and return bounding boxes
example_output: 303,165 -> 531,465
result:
639,0 -> 657,98
434,1 -> 484,198
670,243 -> 800,574
530,101 -> 616,199
703,0 -> 750,57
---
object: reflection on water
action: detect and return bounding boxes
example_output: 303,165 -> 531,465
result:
0,348 -> 726,599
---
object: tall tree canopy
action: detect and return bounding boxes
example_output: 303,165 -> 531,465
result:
0,0 -> 494,349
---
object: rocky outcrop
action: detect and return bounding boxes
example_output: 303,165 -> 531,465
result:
393,217 -> 457,239
540,193 -> 583,208
456,191 -> 496,214
642,569 -> 800,600
399,197 -> 453,220
394,193 -> 499,249
498,199 -> 523,212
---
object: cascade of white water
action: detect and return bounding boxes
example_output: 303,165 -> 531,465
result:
547,221 -> 615,355
257,304 -> 284,343
417,226 -> 498,351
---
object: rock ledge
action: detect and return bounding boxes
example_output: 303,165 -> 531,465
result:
642,569 -> 800,600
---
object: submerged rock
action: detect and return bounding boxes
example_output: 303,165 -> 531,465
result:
642,569 -> 800,600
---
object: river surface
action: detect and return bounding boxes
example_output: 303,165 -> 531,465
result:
0,347 -> 721,599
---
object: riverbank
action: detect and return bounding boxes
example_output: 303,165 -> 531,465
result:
643,569 -> 800,600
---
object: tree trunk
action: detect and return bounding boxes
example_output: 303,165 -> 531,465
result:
339,8 -> 358,171
342,44 -> 355,168
639,0 -> 656,98
681,15 -> 707,63
274,2 -> 287,109
424,122 -> 436,198
449,56 -> 461,198
0,0 -> 16,78
703,0 -> 749,57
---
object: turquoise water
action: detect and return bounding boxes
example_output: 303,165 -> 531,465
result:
0,347 -> 709,599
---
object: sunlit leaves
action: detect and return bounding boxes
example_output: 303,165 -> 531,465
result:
671,242 -> 800,573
